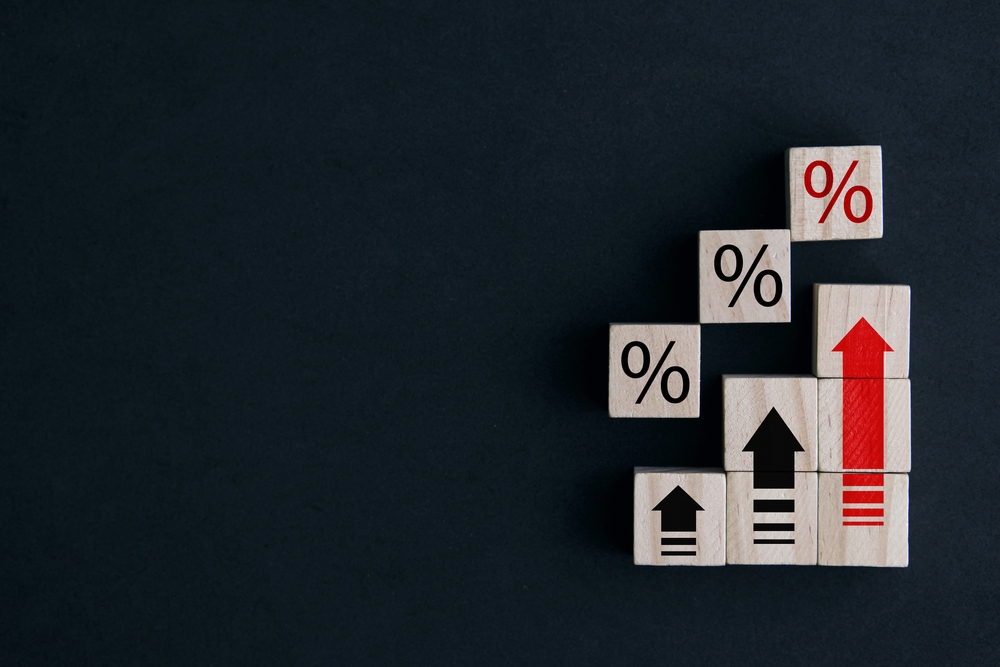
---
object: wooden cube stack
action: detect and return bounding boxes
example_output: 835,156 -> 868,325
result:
628,145 -> 910,567
723,376 -> 818,565
814,284 -> 911,567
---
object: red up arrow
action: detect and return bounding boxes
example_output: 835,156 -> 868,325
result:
833,318 -> 892,470
832,317 -> 893,379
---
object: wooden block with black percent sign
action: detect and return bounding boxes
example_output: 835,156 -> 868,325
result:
787,146 -> 883,242
699,230 -> 791,324
819,378 -> 910,473
813,284 -> 910,379
723,375 -> 818,473
609,324 -> 700,418
727,472 -> 817,565
634,468 -> 725,566
818,472 -> 908,567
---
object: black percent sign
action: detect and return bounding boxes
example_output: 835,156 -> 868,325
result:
621,340 -> 690,405
713,244 -> 782,308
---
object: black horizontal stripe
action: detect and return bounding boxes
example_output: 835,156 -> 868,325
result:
753,522 -> 795,531
754,499 -> 794,513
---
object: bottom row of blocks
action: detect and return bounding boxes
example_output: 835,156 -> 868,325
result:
634,467 -> 908,567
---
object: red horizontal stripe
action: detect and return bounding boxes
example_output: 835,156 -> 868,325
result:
843,508 -> 884,517
843,473 -> 883,487
843,521 -> 884,526
843,491 -> 883,504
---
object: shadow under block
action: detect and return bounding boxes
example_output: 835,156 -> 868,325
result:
818,378 -> 910,473
726,472 -> 817,565
698,229 -> 791,323
787,146 -> 883,242
609,324 -> 700,418
634,468 -> 725,566
818,472 -> 908,567
813,284 -> 910,379
723,375 -> 818,472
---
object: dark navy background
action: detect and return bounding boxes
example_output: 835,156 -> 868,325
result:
3,2 -> 998,664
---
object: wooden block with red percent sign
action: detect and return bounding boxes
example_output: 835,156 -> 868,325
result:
813,284 -> 910,379
787,146 -> 883,242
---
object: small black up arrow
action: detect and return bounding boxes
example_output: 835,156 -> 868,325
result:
652,486 -> 704,532
743,408 -> 804,489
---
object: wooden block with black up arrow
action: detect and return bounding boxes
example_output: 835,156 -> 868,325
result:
634,468 -> 726,566
727,408 -> 819,565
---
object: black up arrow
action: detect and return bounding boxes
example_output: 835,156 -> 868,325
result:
743,408 -> 804,489
653,486 -> 704,532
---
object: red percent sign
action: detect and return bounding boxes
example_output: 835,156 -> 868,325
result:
804,160 -> 873,224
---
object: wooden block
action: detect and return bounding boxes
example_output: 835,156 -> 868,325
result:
787,146 -> 883,242
818,378 -> 910,473
634,468 -> 726,566
813,284 -> 910,379
609,324 -> 700,418
726,472 -> 817,565
698,229 -> 791,323
723,375 -> 818,472
818,472 -> 908,567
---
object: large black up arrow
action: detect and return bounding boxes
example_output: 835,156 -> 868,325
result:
743,408 -> 804,489
652,486 -> 704,532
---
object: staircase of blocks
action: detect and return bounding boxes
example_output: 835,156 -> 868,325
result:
617,145 -> 910,567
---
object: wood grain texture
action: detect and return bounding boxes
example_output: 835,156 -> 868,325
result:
818,378 -> 910,472
723,375 -> 817,472
726,472 -> 817,565
818,472 -> 908,567
609,324 -> 700,418
787,146 -> 883,242
634,468 -> 725,566
698,229 -> 791,323
813,284 -> 910,378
